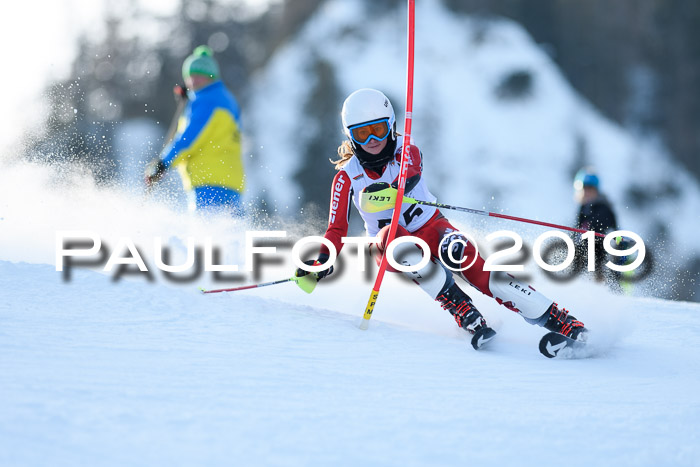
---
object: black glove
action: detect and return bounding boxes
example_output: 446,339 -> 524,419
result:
365,181 -> 392,193
295,253 -> 334,282
144,160 -> 167,187
390,175 -> 421,193
365,177 -> 420,194
173,84 -> 188,102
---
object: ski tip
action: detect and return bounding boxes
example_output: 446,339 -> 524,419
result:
539,331 -> 586,358
471,326 -> 497,350
539,337 -> 558,358
198,287 -> 207,294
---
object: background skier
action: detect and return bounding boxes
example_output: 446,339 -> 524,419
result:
572,167 -> 623,287
145,45 -> 245,214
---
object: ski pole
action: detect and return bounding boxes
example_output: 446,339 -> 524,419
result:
164,85 -> 188,144
200,274 -> 317,295
145,85 -> 188,194
360,0 -> 417,330
361,185 -> 605,238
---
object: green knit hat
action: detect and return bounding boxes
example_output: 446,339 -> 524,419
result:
182,45 -> 220,80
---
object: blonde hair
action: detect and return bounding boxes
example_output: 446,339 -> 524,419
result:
330,140 -> 354,171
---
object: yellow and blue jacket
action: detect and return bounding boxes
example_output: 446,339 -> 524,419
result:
161,81 -> 244,193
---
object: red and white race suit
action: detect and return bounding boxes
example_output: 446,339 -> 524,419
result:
319,139 -> 554,321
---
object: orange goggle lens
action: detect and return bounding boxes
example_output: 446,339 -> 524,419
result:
349,119 -> 390,145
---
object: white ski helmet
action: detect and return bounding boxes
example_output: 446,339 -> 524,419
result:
341,88 -> 396,140
341,88 -> 398,170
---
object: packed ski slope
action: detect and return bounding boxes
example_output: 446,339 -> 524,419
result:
2,260 -> 699,467
1,163 -> 699,466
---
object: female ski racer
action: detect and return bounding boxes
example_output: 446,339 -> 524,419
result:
296,88 -> 587,349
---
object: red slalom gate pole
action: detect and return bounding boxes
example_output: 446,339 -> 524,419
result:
359,0 -> 416,330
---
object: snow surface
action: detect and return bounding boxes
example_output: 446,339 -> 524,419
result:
1,162 -> 700,466
2,258 -> 700,467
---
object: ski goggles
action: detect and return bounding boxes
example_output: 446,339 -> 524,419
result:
347,118 -> 391,145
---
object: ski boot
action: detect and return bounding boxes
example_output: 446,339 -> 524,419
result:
436,283 -> 496,350
541,302 -> 587,342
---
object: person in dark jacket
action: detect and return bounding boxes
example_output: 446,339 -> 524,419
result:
573,167 -> 620,287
